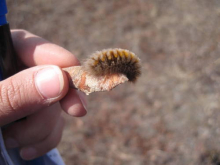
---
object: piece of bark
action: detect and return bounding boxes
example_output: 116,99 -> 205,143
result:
63,66 -> 128,95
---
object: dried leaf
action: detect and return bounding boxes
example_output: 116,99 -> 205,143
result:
63,66 -> 128,95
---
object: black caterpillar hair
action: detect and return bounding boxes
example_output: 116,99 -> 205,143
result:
83,48 -> 141,82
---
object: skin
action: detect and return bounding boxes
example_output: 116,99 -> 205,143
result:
1,29 -> 87,160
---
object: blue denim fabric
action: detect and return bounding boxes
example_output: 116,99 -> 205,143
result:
0,129 -> 65,165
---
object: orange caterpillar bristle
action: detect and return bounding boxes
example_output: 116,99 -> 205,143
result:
83,48 -> 141,82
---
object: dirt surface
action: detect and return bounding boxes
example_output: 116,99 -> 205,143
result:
7,0 -> 220,164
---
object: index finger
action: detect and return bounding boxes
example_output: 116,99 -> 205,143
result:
11,29 -> 79,68
11,29 -> 87,117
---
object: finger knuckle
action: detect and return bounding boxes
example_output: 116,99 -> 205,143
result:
47,121 -> 64,149
18,130 -> 45,146
0,78 -> 23,113
36,124 -> 56,142
31,132 -> 47,144
46,137 -> 60,151
14,29 -> 29,36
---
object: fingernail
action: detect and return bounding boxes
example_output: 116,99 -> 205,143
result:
35,66 -> 64,99
77,91 -> 87,112
5,138 -> 19,148
20,147 -> 37,160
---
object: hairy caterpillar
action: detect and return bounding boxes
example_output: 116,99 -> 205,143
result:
83,48 -> 141,82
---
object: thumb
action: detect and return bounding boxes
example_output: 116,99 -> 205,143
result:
0,65 -> 69,126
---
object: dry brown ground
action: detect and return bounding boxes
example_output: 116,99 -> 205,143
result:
6,0 -> 220,164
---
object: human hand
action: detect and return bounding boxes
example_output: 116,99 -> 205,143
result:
1,29 -> 87,160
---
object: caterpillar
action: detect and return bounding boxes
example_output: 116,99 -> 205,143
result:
83,48 -> 141,82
